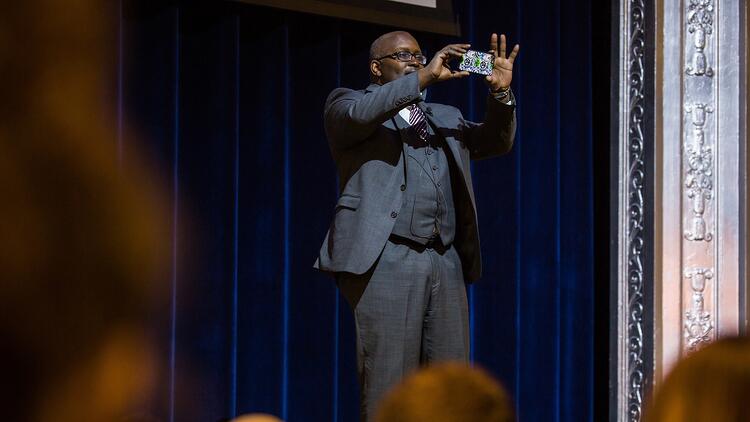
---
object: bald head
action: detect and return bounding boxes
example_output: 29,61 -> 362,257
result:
369,31 -> 417,60
368,31 -> 423,84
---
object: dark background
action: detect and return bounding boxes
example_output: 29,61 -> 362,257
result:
116,0 -> 612,420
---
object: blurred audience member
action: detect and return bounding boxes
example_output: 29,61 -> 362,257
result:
374,362 -> 514,422
646,336 -> 750,422
230,413 -> 284,422
1,1 -> 169,421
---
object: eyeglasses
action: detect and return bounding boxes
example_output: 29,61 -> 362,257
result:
376,51 -> 427,65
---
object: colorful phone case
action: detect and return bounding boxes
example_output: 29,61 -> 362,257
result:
458,50 -> 494,76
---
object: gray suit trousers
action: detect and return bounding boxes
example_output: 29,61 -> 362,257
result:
337,238 -> 470,422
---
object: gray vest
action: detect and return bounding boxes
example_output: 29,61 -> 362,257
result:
391,116 -> 456,246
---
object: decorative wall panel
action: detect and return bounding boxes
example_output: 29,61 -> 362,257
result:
614,0 -> 747,420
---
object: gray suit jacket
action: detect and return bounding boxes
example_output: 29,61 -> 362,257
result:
314,71 -> 516,282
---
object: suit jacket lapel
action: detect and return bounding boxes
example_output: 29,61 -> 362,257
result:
417,102 -> 466,171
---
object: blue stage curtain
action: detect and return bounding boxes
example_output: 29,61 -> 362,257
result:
118,0 -> 599,420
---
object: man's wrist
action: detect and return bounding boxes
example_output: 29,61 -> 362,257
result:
490,86 -> 514,104
490,85 -> 510,94
417,68 -> 438,91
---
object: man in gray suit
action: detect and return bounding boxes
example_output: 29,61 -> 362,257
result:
315,30 -> 519,420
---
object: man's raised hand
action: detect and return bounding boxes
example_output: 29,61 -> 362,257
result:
417,43 -> 471,89
486,33 -> 519,91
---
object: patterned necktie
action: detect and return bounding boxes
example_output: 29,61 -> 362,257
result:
407,104 -> 430,141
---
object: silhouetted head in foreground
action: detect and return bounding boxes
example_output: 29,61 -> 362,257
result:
374,362 -> 515,422
230,414 -> 283,422
1,1 -> 169,421
646,336 -> 750,422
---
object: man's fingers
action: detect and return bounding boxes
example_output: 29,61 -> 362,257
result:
451,46 -> 468,55
448,44 -> 469,54
508,44 -> 520,63
441,46 -> 467,61
499,34 -> 506,58
439,44 -> 470,55
490,33 -> 498,55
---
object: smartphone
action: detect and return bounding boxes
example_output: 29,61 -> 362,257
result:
458,50 -> 494,75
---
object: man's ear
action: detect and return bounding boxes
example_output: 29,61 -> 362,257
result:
370,60 -> 382,78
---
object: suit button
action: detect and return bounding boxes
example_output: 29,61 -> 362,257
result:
432,165 -> 438,171
400,184 -> 406,191
390,211 -> 398,218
